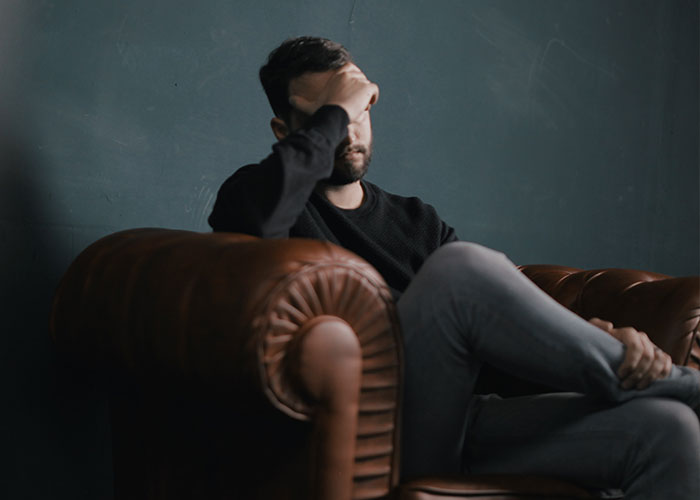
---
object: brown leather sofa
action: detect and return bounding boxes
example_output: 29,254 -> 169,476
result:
49,228 -> 700,500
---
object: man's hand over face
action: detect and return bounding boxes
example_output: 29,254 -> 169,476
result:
288,63 -> 379,123
589,317 -> 673,390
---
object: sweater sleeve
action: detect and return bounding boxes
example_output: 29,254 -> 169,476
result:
440,221 -> 458,245
208,105 -> 350,238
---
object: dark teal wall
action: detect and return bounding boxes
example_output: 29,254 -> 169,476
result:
2,1 -> 697,498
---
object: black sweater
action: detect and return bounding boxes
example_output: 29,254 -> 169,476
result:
208,105 -> 457,296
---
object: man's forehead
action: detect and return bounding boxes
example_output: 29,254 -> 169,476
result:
288,69 -> 337,98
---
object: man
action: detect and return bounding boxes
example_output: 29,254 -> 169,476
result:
209,36 -> 700,498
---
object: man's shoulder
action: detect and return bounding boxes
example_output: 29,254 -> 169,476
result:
233,163 -> 259,175
218,163 -> 259,185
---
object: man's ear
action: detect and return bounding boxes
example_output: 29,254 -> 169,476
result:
270,117 -> 289,141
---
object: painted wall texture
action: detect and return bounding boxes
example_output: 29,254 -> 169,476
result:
1,1 -> 697,498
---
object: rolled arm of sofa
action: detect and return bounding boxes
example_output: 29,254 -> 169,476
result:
49,228 -> 403,498
51,228 -> 401,408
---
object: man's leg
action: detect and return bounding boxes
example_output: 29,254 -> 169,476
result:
398,242 -> 700,479
464,394 -> 700,499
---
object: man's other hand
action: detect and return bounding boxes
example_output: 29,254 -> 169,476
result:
589,317 -> 672,390
289,63 -> 379,123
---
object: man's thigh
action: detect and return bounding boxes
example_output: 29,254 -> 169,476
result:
464,393 -> 700,498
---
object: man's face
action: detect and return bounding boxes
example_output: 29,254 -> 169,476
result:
287,66 -> 373,185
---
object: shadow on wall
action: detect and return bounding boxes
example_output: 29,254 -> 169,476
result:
0,133 -> 113,499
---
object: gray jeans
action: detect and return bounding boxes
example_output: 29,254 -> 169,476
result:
398,242 -> 700,499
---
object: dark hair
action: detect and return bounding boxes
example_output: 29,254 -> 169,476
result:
259,36 -> 352,122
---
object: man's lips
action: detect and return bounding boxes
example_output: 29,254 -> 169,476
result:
337,146 -> 366,158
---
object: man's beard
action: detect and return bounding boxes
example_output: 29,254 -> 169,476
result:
325,141 -> 373,186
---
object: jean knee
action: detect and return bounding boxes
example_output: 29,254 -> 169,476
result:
421,242 -> 511,283
634,399 -> 700,454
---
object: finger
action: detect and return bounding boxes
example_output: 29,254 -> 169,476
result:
288,95 -> 317,115
339,63 -> 365,76
334,64 -> 368,84
661,351 -> 673,378
616,328 -> 645,380
636,372 -> 655,390
625,332 -> 654,382
589,317 -> 613,333
634,349 -> 663,389
621,333 -> 654,389
338,62 -> 358,72
636,349 -> 672,389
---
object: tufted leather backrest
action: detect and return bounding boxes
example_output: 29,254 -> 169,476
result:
519,265 -> 700,369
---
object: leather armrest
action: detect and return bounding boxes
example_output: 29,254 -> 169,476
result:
49,228 -> 401,412
50,228 -> 403,499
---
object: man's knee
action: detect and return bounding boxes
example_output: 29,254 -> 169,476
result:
420,242 -> 511,284
632,398 -> 700,455
620,398 -> 700,497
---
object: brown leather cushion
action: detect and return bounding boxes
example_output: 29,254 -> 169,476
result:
397,475 -> 603,499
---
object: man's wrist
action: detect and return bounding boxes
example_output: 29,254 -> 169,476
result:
306,105 -> 350,144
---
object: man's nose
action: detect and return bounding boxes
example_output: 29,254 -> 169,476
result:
347,123 -> 360,142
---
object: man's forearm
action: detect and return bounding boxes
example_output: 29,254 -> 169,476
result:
208,105 -> 349,237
